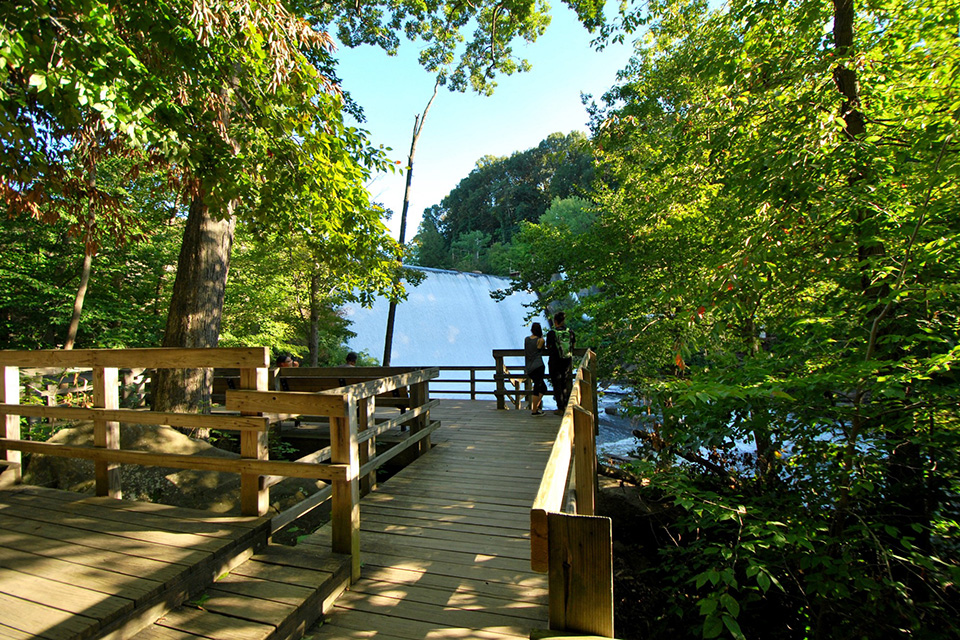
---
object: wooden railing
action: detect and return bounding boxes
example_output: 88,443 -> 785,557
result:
0,348 -> 439,582
529,349 -> 614,638
494,348 -> 591,410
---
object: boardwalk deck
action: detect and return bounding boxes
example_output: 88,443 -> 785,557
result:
302,399 -> 561,640
0,485 -> 270,640
0,399 -> 565,640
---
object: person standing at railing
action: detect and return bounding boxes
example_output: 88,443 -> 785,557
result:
546,311 -> 576,414
524,322 -> 548,416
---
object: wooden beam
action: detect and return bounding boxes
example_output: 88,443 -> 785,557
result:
1,367 -> 18,467
358,420 -> 441,478
239,366 -> 269,517
226,389 -> 347,417
270,484 -> 334,534
573,405 -> 596,516
356,400 -> 439,444
359,396 -> 376,496
0,438 -> 348,481
93,366 -> 121,499
0,347 -> 270,369
0,405 -> 269,432
330,410 -> 360,582
547,513 -> 614,638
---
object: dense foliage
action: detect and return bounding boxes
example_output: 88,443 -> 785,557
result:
505,0 -> 960,637
409,131 -> 595,273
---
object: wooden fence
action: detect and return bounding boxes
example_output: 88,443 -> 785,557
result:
0,347 -> 439,582
529,349 -> 614,638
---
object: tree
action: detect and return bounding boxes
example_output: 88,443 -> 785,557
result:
3,0 -> 399,411
410,132 -> 596,271
512,0 -> 960,636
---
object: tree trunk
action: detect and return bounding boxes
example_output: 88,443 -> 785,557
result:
63,251 -> 92,349
383,79 -> 440,365
309,271 -> 320,367
152,192 -> 236,413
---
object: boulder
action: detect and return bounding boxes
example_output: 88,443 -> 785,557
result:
23,421 -> 327,515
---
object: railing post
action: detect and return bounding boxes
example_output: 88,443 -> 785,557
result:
331,396 -> 361,582
93,366 -> 121,499
411,379 -> 430,456
2,367 -> 20,471
358,396 -> 376,496
547,513 -> 614,637
239,366 -> 269,516
470,368 -> 477,400
572,405 -> 596,516
494,352 -> 506,410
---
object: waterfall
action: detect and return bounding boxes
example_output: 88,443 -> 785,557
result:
342,266 -> 544,367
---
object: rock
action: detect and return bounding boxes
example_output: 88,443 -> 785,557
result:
23,421 -> 327,515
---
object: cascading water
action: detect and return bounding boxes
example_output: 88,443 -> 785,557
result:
341,266 -> 544,366
342,265 -> 640,460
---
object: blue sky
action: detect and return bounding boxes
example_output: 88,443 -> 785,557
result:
334,8 -> 635,240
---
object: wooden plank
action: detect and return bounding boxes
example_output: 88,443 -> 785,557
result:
329,414 -> 360,581
0,546 -> 160,600
211,574 -> 313,606
346,578 -> 546,622
0,405 -> 270,432
573,405 -> 596,516
0,347 -> 269,369
94,366 -> 121,498
0,438 -> 347,481
0,567 -> 133,622
358,420 -> 441,478
356,520 -> 532,558
239,367 -> 269,517
1,489 -> 254,539
0,510 -> 209,566
199,588 -> 297,627
358,552 -> 546,591
1,367 -> 18,467
0,500 -> 231,553
0,591 -> 98,640
359,565 -> 548,604
4,485 -> 265,528
0,622 -> 37,640
0,528 -> 185,583
154,607 -> 273,640
332,591 -> 531,637
226,389 -> 346,418
546,514 -> 613,638
301,529 -> 531,573
356,400 -> 439,444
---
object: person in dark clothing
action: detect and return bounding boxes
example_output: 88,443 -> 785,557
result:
546,311 -> 576,413
524,322 -> 548,416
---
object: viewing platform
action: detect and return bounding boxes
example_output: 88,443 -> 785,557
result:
0,348 -> 611,640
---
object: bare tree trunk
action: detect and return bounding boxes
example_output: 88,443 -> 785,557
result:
64,251 -> 92,350
309,271 -> 320,367
383,79 -> 440,365
152,192 -> 236,413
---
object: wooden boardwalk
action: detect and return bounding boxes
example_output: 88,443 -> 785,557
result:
0,399 -> 563,640
302,399 -> 561,640
0,484 -> 271,639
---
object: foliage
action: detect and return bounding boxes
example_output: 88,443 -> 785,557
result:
510,0 -> 960,636
409,131 -> 595,273
301,0 -> 607,96
0,158 -> 181,349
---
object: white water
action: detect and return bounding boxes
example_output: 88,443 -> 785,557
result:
342,266 -> 546,367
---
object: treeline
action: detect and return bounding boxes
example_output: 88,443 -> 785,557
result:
408,131 -> 596,274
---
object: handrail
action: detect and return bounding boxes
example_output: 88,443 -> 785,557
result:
528,349 -> 614,638
0,348 -> 440,584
